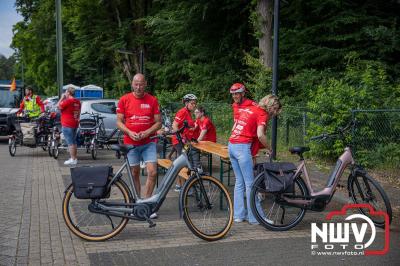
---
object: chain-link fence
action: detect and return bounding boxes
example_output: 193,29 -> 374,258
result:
351,109 -> 400,169
162,103 -> 400,169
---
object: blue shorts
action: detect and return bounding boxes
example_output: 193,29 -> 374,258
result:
127,142 -> 157,166
62,127 -> 77,145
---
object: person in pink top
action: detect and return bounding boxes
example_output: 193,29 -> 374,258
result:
117,74 -> 162,215
228,93 -> 281,225
194,106 -> 217,142
57,87 -> 81,166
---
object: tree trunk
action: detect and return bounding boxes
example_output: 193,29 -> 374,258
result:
257,0 -> 273,68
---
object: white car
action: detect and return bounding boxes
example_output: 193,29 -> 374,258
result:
80,99 -> 118,138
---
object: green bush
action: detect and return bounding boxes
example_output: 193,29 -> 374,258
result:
307,58 -> 400,159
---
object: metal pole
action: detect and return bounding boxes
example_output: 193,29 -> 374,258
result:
139,50 -> 144,74
55,0 -> 63,97
102,66 -> 105,89
271,0 -> 280,159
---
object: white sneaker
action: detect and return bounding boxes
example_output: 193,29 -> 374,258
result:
150,213 -> 158,219
234,218 -> 244,223
64,158 -> 78,166
64,158 -> 73,165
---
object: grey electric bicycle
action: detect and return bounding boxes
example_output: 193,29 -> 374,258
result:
62,123 -> 233,241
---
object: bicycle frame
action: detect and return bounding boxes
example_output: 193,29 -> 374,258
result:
283,146 -> 356,209
96,146 -> 196,218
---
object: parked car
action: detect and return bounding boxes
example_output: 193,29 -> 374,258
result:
43,96 -> 59,112
80,99 -> 118,138
0,80 -> 23,136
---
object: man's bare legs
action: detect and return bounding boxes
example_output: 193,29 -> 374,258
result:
130,166 -> 141,197
143,162 -> 157,198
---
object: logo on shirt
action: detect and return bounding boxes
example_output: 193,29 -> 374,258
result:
141,104 -> 150,109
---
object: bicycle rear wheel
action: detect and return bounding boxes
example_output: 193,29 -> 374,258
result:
250,174 -> 307,231
62,179 -> 131,241
349,172 -> 392,228
91,139 -> 97,160
181,175 -> 233,241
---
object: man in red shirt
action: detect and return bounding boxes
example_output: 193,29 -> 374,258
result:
17,86 -> 45,118
228,93 -> 281,225
194,106 -> 217,142
117,74 -> 162,207
57,87 -> 81,166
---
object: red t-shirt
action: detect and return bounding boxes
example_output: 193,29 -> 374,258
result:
172,107 -> 196,145
232,98 -> 258,121
229,105 -> 268,144
196,116 -> 217,142
59,98 -> 81,128
117,92 -> 160,145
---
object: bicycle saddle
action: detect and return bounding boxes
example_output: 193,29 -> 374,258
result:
111,144 -> 136,155
289,146 -> 310,157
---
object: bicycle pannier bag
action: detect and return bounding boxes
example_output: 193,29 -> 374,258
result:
20,122 -> 36,145
255,162 -> 297,193
70,166 -> 112,199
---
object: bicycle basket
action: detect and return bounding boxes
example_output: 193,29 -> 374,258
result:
70,165 -> 113,199
255,162 -> 297,193
79,118 -> 97,129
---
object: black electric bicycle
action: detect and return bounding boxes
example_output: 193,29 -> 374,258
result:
62,123 -> 233,241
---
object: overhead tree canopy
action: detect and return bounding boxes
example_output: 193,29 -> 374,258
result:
9,0 -> 400,105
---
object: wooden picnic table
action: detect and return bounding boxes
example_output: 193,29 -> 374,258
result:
192,141 -> 232,185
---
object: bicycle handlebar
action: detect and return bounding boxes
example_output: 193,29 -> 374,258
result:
150,121 -> 188,140
309,120 -> 354,142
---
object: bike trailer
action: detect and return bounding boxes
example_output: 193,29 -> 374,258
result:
70,165 -> 113,199
20,122 -> 36,145
255,162 -> 297,193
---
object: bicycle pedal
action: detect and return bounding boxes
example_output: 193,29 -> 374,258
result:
146,218 -> 156,228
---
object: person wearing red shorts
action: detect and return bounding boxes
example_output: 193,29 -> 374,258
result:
117,74 -> 162,215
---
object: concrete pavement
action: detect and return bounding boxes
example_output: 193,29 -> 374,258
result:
0,140 -> 399,265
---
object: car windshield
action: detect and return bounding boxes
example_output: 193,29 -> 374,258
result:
91,102 -> 116,114
0,89 -> 22,108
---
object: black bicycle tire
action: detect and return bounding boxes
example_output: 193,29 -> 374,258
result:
9,138 -> 16,157
250,174 -> 308,231
349,172 -> 392,228
181,175 -> 233,241
91,141 -> 97,160
62,179 -> 131,241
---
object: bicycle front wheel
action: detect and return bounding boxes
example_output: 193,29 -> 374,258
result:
8,137 -> 16,156
62,179 -> 131,241
349,172 -> 392,228
181,175 -> 233,241
250,174 -> 308,231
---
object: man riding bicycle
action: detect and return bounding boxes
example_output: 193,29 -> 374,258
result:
17,86 -> 45,119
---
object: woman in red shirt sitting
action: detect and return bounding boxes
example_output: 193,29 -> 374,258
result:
194,106 -> 217,142
229,94 -> 281,225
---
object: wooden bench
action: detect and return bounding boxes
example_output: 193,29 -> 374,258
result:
157,158 -> 190,180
